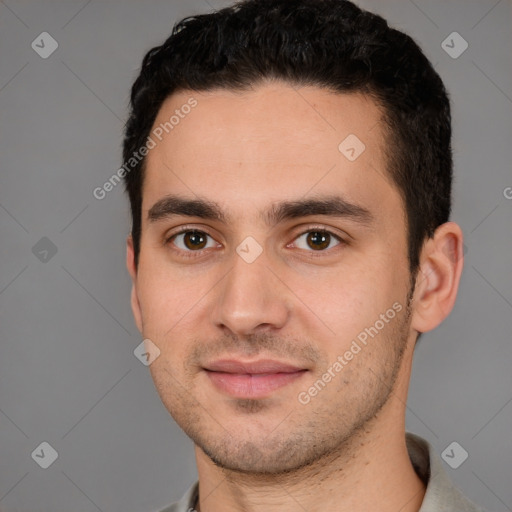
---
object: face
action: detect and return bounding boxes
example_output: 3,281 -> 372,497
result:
127,83 -> 417,474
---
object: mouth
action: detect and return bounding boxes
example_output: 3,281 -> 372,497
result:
203,359 -> 308,399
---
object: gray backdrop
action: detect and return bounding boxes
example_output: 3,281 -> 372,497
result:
0,0 -> 511,511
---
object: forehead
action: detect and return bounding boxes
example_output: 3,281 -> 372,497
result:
142,83 -> 400,223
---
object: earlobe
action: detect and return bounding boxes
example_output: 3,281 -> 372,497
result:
126,234 -> 143,333
411,222 -> 464,334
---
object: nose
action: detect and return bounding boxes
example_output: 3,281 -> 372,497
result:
211,248 -> 291,337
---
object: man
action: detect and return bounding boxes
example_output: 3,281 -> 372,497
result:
123,1 -> 484,511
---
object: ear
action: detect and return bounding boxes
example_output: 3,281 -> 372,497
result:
126,234 -> 143,334
411,222 -> 464,333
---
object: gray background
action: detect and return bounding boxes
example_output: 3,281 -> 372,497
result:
0,0 -> 511,511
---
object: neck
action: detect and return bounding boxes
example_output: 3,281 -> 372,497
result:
194,414 -> 425,512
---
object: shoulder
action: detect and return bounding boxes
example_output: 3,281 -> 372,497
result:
406,433 -> 488,512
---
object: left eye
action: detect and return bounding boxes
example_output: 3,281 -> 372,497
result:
171,230 -> 218,251
293,231 -> 341,251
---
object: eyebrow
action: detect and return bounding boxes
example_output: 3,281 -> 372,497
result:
147,194 -> 374,226
265,196 -> 373,226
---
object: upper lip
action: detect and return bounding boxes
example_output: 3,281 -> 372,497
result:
204,359 -> 306,374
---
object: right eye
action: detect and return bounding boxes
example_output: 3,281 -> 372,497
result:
167,229 -> 220,253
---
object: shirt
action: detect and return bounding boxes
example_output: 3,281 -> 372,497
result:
157,432 -> 485,512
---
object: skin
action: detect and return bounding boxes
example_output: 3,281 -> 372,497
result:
126,82 -> 464,512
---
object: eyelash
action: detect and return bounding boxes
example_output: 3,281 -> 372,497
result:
164,226 -> 346,259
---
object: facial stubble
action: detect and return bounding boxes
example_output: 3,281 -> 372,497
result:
150,289 -> 414,478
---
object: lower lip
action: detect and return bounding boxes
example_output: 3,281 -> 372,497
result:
205,370 -> 307,398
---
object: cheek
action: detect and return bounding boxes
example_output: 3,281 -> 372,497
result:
135,260 -> 202,328
288,259 -> 405,348
135,265 -> 214,363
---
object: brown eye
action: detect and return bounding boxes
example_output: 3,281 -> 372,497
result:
170,230 -> 217,252
293,230 -> 342,252
306,231 -> 331,250
183,231 -> 207,250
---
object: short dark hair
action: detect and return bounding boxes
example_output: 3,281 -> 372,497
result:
123,0 -> 452,273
